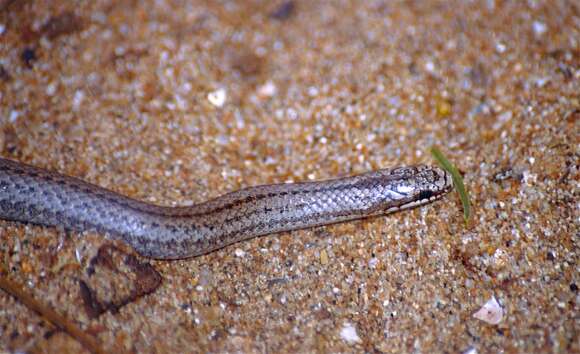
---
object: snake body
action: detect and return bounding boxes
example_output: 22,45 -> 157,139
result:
0,158 -> 452,259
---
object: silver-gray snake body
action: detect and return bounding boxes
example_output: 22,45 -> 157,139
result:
0,158 -> 452,259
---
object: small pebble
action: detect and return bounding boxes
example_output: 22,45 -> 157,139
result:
340,322 -> 361,344
532,21 -> 547,36
234,248 -> 246,258
257,81 -> 277,97
208,88 -> 227,107
473,296 -> 503,325
320,249 -> 329,265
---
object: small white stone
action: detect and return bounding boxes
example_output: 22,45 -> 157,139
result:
234,248 -> 246,257
495,42 -> 507,53
207,88 -> 227,107
340,323 -> 361,344
473,296 -> 503,325
0,24 -> 5,35
307,86 -> 319,97
532,21 -> 547,36
9,110 -> 19,122
257,81 -> 277,97
46,82 -> 57,96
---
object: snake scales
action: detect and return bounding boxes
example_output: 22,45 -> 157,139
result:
0,158 -> 452,259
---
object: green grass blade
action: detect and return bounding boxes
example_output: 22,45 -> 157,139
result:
430,146 -> 471,223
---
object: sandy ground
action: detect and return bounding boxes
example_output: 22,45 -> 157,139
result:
0,1 -> 578,353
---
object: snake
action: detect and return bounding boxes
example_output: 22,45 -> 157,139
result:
0,157 -> 453,259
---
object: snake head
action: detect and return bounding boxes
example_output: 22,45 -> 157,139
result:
368,165 -> 453,214
396,164 -> 453,208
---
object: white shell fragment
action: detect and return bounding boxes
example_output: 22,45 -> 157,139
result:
340,322 -> 361,344
207,88 -> 227,107
473,296 -> 503,325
